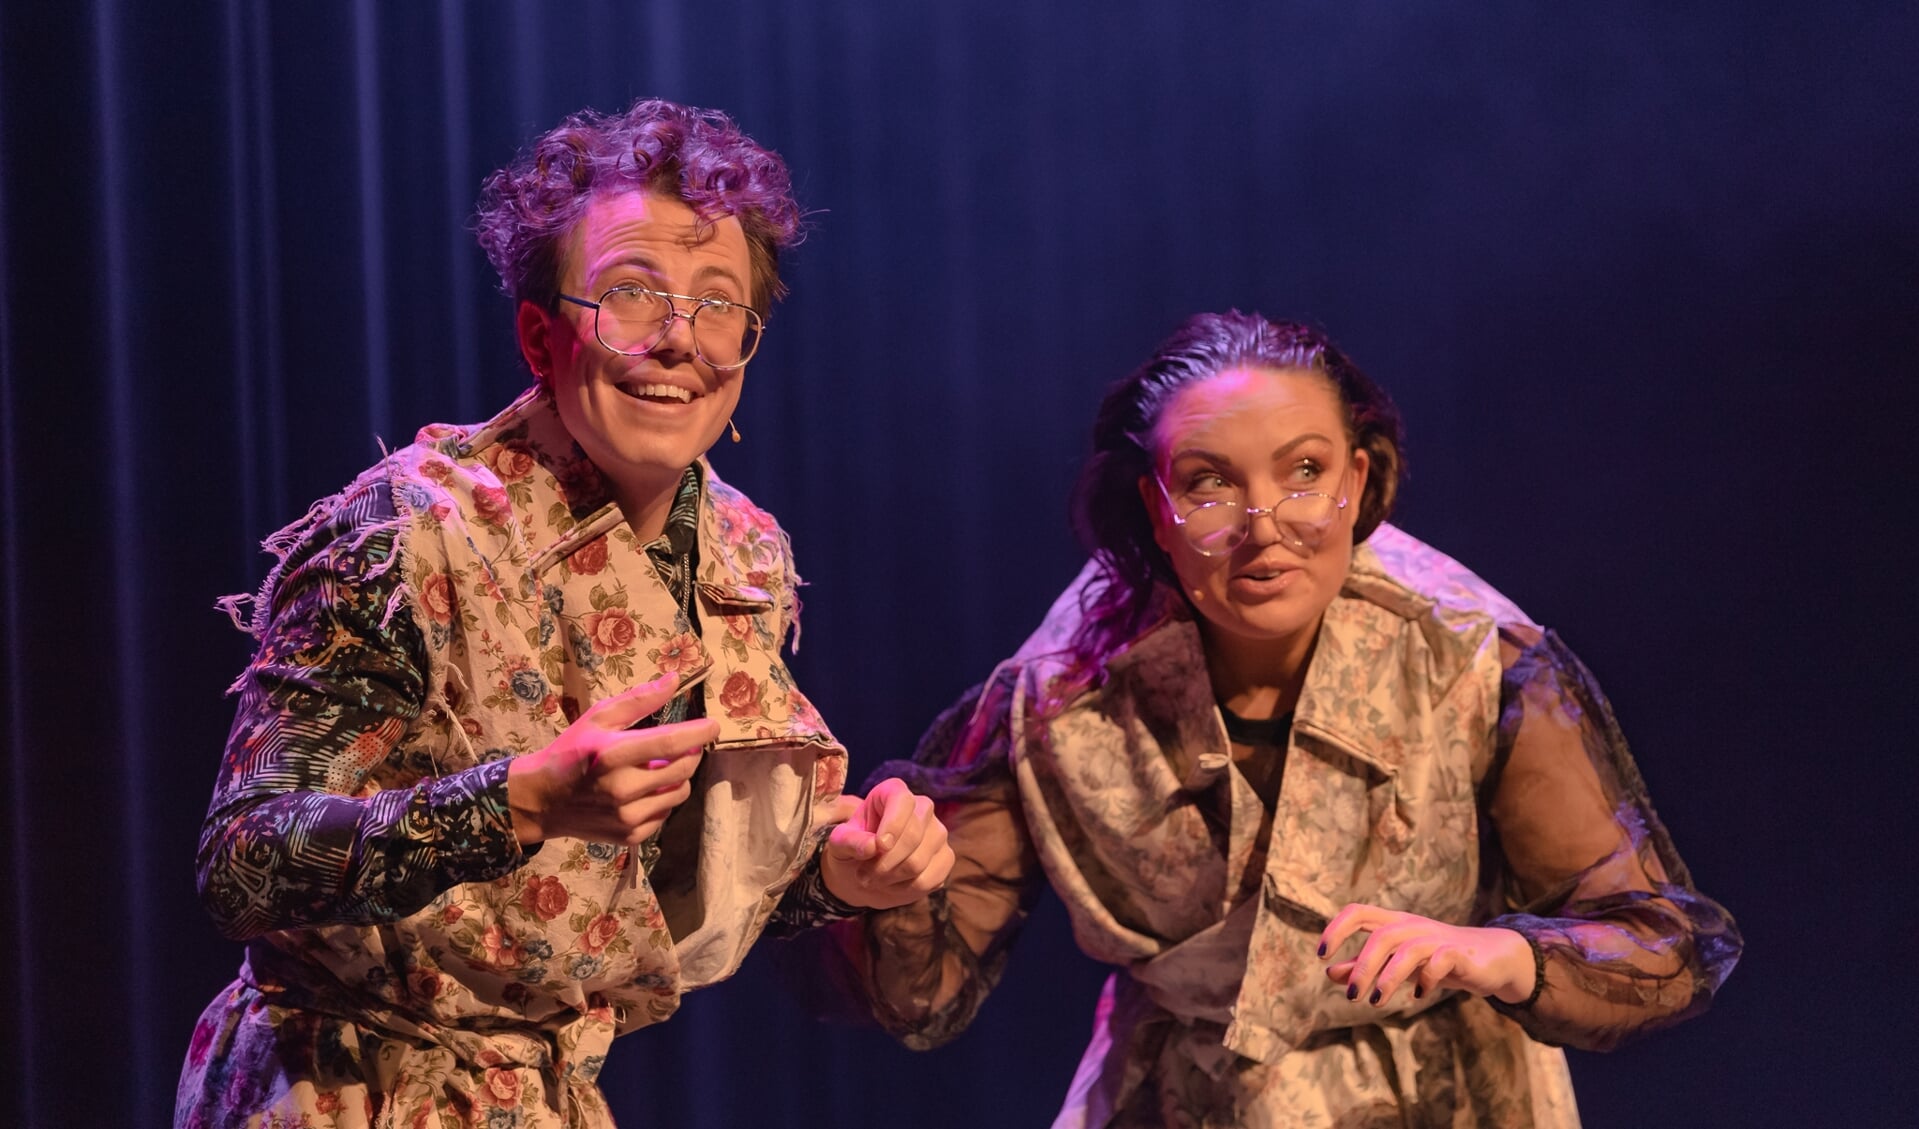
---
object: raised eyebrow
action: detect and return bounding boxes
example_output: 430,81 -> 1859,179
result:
1169,447 -> 1235,467
1271,433 -> 1337,461
591,256 -> 667,286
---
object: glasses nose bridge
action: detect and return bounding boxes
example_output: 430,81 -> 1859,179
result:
650,296 -> 702,350
1240,498 -> 1287,534
1235,496 -> 1310,553
659,294 -> 700,325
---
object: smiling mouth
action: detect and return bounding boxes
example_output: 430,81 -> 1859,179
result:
617,380 -> 701,404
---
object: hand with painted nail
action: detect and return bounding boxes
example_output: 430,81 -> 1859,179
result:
1317,903 -> 1536,1009
504,672 -> 716,847
818,776 -> 956,911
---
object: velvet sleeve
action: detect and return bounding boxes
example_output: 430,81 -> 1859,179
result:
1479,625 -> 1743,1051
196,481 -> 527,941
776,669 -> 1046,1048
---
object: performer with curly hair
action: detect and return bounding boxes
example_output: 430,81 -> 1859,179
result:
177,99 -> 953,1129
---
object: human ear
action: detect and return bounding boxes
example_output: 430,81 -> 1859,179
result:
516,300 -> 555,387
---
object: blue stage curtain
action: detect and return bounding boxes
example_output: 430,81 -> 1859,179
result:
2,2 -> 1914,1125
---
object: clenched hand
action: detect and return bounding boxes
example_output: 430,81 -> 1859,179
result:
819,777 -> 956,911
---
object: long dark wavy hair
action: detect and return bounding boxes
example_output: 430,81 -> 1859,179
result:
1065,312 -> 1405,676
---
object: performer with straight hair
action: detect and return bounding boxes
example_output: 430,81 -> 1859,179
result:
796,312 -> 1741,1127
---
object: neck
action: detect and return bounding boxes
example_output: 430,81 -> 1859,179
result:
1200,617 -> 1322,720
614,467 -> 689,544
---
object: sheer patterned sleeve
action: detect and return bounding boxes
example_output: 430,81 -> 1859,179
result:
1480,625 -> 1742,1051
764,847 -> 865,934
197,481 -> 526,941
776,670 -> 1045,1049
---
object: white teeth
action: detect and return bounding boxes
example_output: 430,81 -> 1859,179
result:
628,383 -> 693,403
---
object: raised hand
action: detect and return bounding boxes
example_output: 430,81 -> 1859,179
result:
1318,903 -> 1536,1007
505,672 -> 717,847
818,777 -> 956,911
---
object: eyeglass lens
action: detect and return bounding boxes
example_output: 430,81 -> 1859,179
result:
597,289 -> 759,367
1182,495 -> 1341,555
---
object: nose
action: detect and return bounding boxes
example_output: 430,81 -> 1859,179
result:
1241,503 -> 1285,546
1239,502 -> 1312,555
652,302 -> 699,359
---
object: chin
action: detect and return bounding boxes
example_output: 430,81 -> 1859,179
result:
1213,609 -> 1315,643
608,409 -> 725,460
615,439 -> 713,478
1195,578 -> 1330,642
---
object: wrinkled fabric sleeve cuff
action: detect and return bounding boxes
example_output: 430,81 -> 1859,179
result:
425,757 -> 535,879
767,846 -> 865,935
362,757 -> 534,894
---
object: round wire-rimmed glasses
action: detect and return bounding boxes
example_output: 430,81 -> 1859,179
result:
557,286 -> 765,370
1153,475 -> 1350,557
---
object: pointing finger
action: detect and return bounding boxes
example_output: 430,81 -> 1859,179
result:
593,717 -> 718,771
585,672 -> 680,730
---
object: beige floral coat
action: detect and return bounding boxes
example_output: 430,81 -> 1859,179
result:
806,526 -> 1740,1128
180,390 -> 848,1128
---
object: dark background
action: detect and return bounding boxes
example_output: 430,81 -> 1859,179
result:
3,2 -> 1914,1125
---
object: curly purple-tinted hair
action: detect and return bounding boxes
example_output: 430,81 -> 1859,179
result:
1065,312 -> 1406,674
474,99 -> 805,316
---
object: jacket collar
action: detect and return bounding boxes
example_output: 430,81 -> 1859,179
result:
1087,557 -> 1449,784
1100,615 -> 1232,791
455,387 -> 614,514
451,389 -> 756,589
452,389 -> 828,749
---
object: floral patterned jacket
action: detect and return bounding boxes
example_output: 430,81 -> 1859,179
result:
801,525 -> 1740,1128
179,390 -> 849,1128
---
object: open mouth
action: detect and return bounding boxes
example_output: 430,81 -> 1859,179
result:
1234,557 -> 1297,582
1228,556 -> 1302,595
1237,568 -> 1292,582
617,380 -> 701,405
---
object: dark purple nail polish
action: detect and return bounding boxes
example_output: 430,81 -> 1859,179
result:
1346,983 -> 1359,1001
1316,942 -> 1327,958
1369,988 -> 1382,1005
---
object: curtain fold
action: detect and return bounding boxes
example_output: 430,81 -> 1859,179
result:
2,2 -> 1913,1125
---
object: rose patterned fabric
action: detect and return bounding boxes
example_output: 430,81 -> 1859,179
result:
798,526 -> 1740,1128
180,389 -> 852,1128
